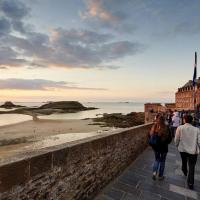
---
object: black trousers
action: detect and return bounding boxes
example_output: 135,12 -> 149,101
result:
180,152 -> 197,185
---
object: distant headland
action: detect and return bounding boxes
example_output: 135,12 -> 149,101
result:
0,101 -> 97,115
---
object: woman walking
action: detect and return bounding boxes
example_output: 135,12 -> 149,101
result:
149,116 -> 172,180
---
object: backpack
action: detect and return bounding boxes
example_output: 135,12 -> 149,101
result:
149,134 -> 160,146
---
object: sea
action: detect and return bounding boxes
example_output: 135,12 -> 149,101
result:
0,102 -> 145,126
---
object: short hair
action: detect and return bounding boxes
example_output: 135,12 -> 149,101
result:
184,115 -> 193,124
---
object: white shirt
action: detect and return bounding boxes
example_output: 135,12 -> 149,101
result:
175,123 -> 200,154
172,114 -> 181,127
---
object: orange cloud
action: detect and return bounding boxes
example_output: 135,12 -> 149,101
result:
83,0 -> 118,22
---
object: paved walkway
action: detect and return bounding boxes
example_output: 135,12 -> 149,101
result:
95,144 -> 200,200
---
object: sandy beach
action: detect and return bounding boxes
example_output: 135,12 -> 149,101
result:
0,118 -> 108,141
0,118 -> 111,160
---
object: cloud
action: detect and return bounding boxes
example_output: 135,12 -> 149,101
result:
99,41 -> 142,60
0,0 -> 31,34
0,46 -> 29,67
1,28 -> 142,69
82,0 -> 120,22
0,0 -> 143,70
0,18 -> 11,37
11,20 -> 28,34
0,66 -> 7,69
0,0 -> 29,20
47,28 -> 141,67
81,0 -> 135,33
81,0 -> 200,38
81,0 -> 128,23
51,28 -> 112,44
0,78 -> 107,91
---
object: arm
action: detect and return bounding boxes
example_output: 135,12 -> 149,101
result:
174,126 -> 181,147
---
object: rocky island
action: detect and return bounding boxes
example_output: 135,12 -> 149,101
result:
0,101 -> 25,109
92,112 -> 144,128
0,101 -> 97,115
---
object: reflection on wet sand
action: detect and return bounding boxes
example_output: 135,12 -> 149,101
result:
0,118 -> 114,162
0,130 -> 117,162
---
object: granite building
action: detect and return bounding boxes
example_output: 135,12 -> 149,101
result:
144,103 -> 176,123
176,78 -> 200,111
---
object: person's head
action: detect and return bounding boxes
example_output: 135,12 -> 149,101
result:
183,115 -> 193,124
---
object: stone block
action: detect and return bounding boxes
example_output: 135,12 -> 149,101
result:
0,160 -> 29,192
104,188 -> 125,200
30,153 -> 52,177
53,148 -> 69,167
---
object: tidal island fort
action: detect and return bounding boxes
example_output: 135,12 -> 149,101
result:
0,78 -> 199,200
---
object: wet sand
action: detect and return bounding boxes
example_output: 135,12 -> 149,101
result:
0,119 -> 107,141
0,119 -> 111,160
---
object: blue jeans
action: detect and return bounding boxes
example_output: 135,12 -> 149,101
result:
153,151 -> 167,177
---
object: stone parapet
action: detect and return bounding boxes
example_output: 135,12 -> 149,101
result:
0,123 -> 152,200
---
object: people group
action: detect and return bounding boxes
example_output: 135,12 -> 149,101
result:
149,110 -> 200,190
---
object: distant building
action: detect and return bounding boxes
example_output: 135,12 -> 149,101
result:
144,103 -> 175,123
144,103 -> 160,123
176,78 -> 200,111
165,103 -> 176,111
144,103 -> 162,113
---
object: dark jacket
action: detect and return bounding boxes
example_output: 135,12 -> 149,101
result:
150,127 -> 172,153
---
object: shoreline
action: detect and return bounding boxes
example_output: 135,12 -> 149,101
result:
0,118 -> 109,142
0,110 -> 145,160
0,118 -> 112,159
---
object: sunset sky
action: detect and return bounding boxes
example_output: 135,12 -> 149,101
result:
0,0 -> 200,102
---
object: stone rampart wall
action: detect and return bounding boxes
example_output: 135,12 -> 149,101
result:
0,123 -> 152,200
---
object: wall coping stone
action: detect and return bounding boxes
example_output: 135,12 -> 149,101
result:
0,123 -> 152,167
0,123 -> 152,196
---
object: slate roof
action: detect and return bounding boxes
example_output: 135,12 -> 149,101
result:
181,77 -> 200,88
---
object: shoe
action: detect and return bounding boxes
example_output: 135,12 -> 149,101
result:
158,176 -> 165,181
188,183 -> 194,190
152,172 -> 156,180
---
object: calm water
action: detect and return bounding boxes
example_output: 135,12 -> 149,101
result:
0,102 -> 144,126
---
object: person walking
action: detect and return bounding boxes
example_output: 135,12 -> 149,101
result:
175,115 -> 200,190
149,116 -> 172,180
172,111 -> 181,137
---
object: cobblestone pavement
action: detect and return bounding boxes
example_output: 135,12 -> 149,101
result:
95,144 -> 200,200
